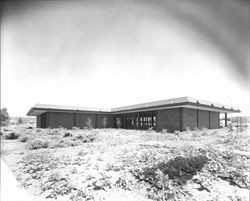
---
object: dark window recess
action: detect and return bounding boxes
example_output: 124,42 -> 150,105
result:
114,111 -> 156,130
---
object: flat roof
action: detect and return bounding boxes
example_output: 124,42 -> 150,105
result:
27,97 -> 240,116
27,104 -> 111,116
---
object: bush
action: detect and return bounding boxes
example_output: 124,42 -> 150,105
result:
138,155 -> 209,186
22,150 -> 58,176
48,171 -> 66,182
161,129 -> 168,134
192,127 -> 201,138
201,127 -> 209,136
70,189 -> 94,201
85,118 -> 93,129
61,139 -> 81,147
40,172 -> 75,199
4,132 -> 20,140
19,135 -> 31,142
147,127 -> 154,133
0,107 -> 10,126
17,117 -> 24,124
73,133 -> 95,143
48,130 -> 60,135
102,116 -> 108,128
174,130 -> 181,136
63,132 -> 73,138
27,139 -> 49,150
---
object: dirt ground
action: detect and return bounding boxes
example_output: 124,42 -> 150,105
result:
1,124 -> 249,201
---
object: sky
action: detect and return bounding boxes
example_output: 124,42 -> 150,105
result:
1,0 -> 249,117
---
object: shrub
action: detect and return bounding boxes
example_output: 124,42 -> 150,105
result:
201,127 -> 209,136
192,127 -> 201,138
19,135 -> 29,142
102,116 -> 108,128
63,132 -> 73,138
85,118 -> 93,129
17,117 -> 24,124
48,171 -> 66,182
174,130 -> 181,136
4,131 -> 20,140
136,155 -> 209,186
211,129 -> 218,135
161,128 -> 168,134
185,127 -> 191,132
26,126 -> 33,129
70,189 -> 94,201
27,139 -> 49,150
73,133 -> 95,143
116,118 -> 121,129
147,127 -> 154,133
48,130 -> 60,135
61,139 -> 81,147
41,171 -> 75,199
22,150 -> 58,174
0,107 -> 10,126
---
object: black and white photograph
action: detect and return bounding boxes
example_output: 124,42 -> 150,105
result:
1,0 -> 249,200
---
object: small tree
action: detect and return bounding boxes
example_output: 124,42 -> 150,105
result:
0,107 -> 10,126
85,118 -> 93,129
102,116 -> 108,128
116,118 -> 121,129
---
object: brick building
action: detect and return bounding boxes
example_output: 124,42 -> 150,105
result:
27,97 -> 240,132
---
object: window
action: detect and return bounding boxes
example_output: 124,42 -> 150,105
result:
153,116 -> 156,127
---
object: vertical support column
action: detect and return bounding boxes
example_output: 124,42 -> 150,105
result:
180,108 -> 183,131
73,113 -> 76,127
197,110 -> 199,129
124,115 -> 126,129
208,111 -> 211,129
225,113 -> 228,127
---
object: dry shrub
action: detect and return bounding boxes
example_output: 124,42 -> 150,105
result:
41,171 -> 75,199
73,133 -> 96,143
50,138 -> 81,148
63,132 -> 73,138
4,131 -> 20,140
19,135 -> 30,142
48,129 -> 61,135
27,138 -> 49,150
137,155 -> 209,186
161,129 -> 168,134
22,150 -> 58,175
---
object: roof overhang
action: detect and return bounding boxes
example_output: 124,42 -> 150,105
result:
111,103 -> 240,114
27,97 -> 241,116
111,97 -> 240,114
26,104 -> 111,116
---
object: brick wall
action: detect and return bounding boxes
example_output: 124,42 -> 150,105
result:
182,108 -> 197,130
36,115 -> 41,128
75,113 -> 96,129
96,114 -> 114,128
210,111 -> 219,129
156,108 -> 181,132
49,112 -> 74,129
198,110 -> 210,129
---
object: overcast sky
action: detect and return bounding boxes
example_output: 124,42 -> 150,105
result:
1,0 -> 249,117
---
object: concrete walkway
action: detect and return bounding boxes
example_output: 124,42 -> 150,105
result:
0,157 -> 46,201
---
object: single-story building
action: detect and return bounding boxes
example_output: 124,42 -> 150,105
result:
27,97 -> 240,132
